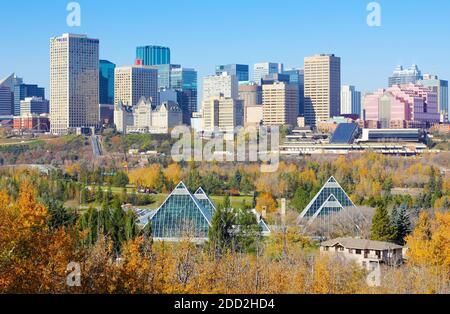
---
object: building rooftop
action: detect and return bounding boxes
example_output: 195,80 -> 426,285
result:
321,237 -> 403,250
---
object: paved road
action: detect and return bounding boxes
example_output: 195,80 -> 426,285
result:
91,135 -> 102,157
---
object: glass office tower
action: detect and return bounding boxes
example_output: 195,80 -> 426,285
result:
282,68 -> 304,116
136,45 -> 171,66
215,64 -> 249,82
171,68 -> 198,125
99,60 -> 116,105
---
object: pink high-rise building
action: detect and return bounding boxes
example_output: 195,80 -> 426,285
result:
363,83 -> 439,128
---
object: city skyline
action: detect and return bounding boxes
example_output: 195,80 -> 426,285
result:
1,0 -> 450,100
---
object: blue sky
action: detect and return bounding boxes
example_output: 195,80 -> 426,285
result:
1,0 -> 449,98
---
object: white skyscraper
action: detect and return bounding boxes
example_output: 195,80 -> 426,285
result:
252,62 -> 284,84
114,64 -> 158,107
202,73 -> 239,101
50,33 -> 99,135
341,85 -> 361,117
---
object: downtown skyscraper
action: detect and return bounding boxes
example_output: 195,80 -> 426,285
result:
50,33 -> 99,135
304,54 -> 341,126
136,45 -> 171,66
114,63 -> 158,107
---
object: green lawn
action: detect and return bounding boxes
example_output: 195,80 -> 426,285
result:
83,185 -> 254,210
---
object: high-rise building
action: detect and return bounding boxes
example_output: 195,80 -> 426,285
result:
388,65 -> 423,87
417,74 -> 449,122
341,85 -> 361,117
202,95 -> 244,133
262,80 -> 299,127
203,73 -> 239,101
155,64 -> 181,90
282,68 -> 305,115
99,60 -> 116,105
14,84 -> 45,116
114,64 -> 158,107
20,97 -> 49,115
304,54 -> 341,126
253,62 -> 283,84
153,64 -> 197,125
136,45 -> 171,66
239,82 -> 262,107
363,84 -> 440,128
50,33 -> 99,135
215,64 -> 249,82
171,67 -> 198,125
0,85 -> 13,116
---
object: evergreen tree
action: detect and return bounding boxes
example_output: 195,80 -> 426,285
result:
291,187 -> 310,212
370,205 -> 396,242
208,198 -> 235,258
391,204 -> 412,245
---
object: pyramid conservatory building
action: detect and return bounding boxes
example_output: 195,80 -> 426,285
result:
135,182 -> 270,242
297,177 -> 356,227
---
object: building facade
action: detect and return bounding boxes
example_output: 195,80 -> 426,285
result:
114,64 -> 158,107
14,83 -> 45,116
262,81 -> 299,127
282,68 -> 305,116
304,54 -> 341,127
0,85 -> 13,116
50,33 -> 99,135
388,64 -> 423,87
216,64 -> 249,82
417,74 -> 449,122
203,73 -> 239,101
341,85 -> 361,117
253,62 -> 283,84
363,84 -> 440,128
99,60 -> 115,105
136,45 -> 170,66
171,67 -> 198,125
13,113 -> 50,133
202,95 -> 244,133
20,97 -> 49,115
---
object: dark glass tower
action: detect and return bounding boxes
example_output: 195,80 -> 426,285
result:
99,60 -> 116,104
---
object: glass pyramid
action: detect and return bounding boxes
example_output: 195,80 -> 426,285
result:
194,187 -> 217,216
149,182 -> 212,240
297,177 -> 356,225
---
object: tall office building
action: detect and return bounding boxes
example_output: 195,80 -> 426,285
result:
20,97 -> 49,115
282,68 -> 304,115
239,82 -> 262,107
171,67 -> 198,125
99,60 -> 116,105
14,84 -> 45,116
203,73 -> 239,101
0,86 -> 13,116
216,64 -> 249,82
253,62 -> 283,84
341,85 -> 361,117
388,65 -> 423,87
114,64 -> 158,107
417,74 -> 449,122
202,95 -> 244,133
155,64 -> 181,90
304,54 -> 341,126
153,64 -> 197,125
136,45 -> 171,66
50,33 -> 99,135
262,80 -> 299,127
